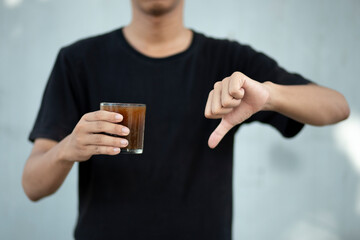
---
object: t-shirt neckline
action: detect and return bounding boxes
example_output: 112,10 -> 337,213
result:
116,27 -> 198,62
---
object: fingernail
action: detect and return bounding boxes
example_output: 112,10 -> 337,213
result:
114,148 -> 120,152
121,139 -> 128,145
122,127 -> 130,134
115,114 -> 122,120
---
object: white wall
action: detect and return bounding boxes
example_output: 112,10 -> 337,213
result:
1,0 -> 359,239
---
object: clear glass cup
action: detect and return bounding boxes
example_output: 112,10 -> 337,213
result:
100,102 -> 146,154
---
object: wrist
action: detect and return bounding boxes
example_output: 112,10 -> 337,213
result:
262,81 -> 280,111
55,135 -> 75,167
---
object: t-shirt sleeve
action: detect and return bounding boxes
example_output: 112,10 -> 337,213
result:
240,45 -> 313,138
29,48 -> 83,142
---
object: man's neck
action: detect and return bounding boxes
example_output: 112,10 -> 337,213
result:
123,2 -> 192,58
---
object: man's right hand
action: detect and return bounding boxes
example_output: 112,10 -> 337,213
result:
62,110 -> 130,162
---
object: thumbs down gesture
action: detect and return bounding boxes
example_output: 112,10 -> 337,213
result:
205,72 -> 270,148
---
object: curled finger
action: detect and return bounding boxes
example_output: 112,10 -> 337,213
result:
212,82 -> 233,116
88,145 -> 121,156
85,134 -> 128,148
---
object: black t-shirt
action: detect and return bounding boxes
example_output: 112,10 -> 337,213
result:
29,28 -> 310,240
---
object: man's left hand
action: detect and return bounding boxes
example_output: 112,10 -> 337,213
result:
205,71 -> 270,148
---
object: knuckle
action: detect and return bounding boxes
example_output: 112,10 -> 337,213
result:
95,134 -> 103,144
95,121 -> 103,131
94,146 -> 101,154
94,111 -> 102,120
222,99 -> 232,108
82,113 -> 90,120
206,113 -> 216,119
214,81 -> 222,89
229,88 -> 240,97
204,111 -> 211,118
74,136 -> 83,145
222,77 -> 230,84
231,71 -> 243,78
212,106 -> 221,115
208,90 -> 214,98
75,124 -> 83,133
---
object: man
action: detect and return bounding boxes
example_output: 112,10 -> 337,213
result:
22,0 -> 350,239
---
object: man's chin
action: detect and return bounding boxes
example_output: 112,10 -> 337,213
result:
135,0 -> 181,17
147,3 -> 171,16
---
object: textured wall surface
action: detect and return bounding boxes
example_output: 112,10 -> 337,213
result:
1,0 -> 359,239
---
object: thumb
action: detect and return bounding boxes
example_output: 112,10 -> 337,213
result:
208,119 -> 233,149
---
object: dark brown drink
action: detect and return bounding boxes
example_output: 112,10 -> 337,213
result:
100,103 -> 146,154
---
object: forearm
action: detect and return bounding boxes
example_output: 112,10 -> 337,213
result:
263,82 -> 350,126
22,137 -> 74,201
